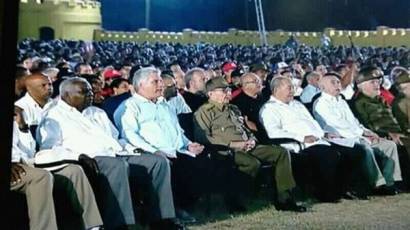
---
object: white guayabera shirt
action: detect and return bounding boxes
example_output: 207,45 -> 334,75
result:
37,100 -> 124,159
259,96 -> 329,153
15,92 -> 54,126
313,92 -> 370,147
12,121 -> 36,164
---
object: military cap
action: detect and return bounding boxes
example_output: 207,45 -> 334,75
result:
356,66 -> 383,84
395,71 -> 410,85
205,77 -> 230,92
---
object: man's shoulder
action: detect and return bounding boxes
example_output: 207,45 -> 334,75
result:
233,93 -> 255,109
354,93 -> 372,103
228,103 -> 241,111
196,102 -> 215,112
104,93 -> 131,105
393,95 -> 409,107
14,93 -> 31,108
312,93 -> 329,110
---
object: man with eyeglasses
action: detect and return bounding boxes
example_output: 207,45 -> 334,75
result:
353,66 -> 410,191
250,63 -> 272,101
231,73 -> 270,143
194,77 -> 307,212
314,72 -> 402,196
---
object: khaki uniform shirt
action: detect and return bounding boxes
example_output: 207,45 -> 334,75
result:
392,94 -> 410,134
354,92 -> 402,136
193,101 -> 256,148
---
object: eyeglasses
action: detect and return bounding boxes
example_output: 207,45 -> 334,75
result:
243,80 -> 261,85
213,88 -> 232,93
368,78 -> 382,85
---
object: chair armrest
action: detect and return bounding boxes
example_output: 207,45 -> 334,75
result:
265,138 -> 304,150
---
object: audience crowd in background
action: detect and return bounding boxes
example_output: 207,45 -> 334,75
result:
11,37 -> 410,230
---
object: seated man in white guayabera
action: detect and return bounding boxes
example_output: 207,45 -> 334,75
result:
12,107 -> 102,230
313,73 -> 402,195
259,76 -> 342,202
37,77 -> 177,230
15,73 -> 56,136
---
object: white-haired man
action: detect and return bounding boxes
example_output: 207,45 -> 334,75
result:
313,73 -> 402,195
38,77 -> 177,229
114,67 -> 207,223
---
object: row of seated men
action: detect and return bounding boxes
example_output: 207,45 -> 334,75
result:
11,63 -> 410,230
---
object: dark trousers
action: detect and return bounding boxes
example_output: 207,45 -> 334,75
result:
171,151 -> 251,209
398,137 -> 410,189
94,157 -> 134,230
291,145 -> 342,202
331,143 -> 380,193
121,154 -> 175,221
170,152 -> 213,209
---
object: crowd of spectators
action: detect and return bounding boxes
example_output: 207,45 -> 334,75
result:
11,37 -> 410,230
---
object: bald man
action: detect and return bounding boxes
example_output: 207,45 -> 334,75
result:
15,73 -> 54,128
231,73 -> 270,143
313,73 -> 402,195
14,74 -> 103,229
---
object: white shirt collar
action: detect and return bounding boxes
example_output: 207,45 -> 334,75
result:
133,93 -> 166,104
22,92 -> 41,108
57,99 -> 82,114
321,92 -> 342,102
269,95 -> 295,106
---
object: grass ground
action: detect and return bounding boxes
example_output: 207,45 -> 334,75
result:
188,192 -> 410,230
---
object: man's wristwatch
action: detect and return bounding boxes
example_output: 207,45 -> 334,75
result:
133,148 -> 144,154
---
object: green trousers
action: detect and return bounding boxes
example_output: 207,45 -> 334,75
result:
234,144 -> 296,199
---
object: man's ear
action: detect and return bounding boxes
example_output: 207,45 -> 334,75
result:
61,92 -> 70,103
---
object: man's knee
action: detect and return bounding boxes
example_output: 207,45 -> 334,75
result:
36,169 -> 54,186
245,158 -> 261,175
62,164 -> 85,177
268,145 -> 289,162
99,157 -> 130,175
150,154 -> 171,172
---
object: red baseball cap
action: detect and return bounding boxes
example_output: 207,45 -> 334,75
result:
104,69 -> 122,80
222,62 -> 237,73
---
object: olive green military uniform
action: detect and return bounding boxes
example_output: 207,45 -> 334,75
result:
354,92 -> 410,154
392,94 -> 410,135
354,93 -> 402,136
354,92 -> 410,185
193,101 -> 296,199
392,65 -> 410,136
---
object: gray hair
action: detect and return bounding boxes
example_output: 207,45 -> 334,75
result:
184,67 -> 205,89
59,77 -> 90,98
132,67 -> 161,91
270,76 -> 291,94
318,73 -> 340,91
306,71 -> 321,81
357,82 -> 366,91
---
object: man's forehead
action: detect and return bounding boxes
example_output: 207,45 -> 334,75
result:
162,77 -> 175,84
27,74 -> 50,83
243,73 -> 258,80
74,81 -> 91,91
147,73 -> 162,81
323,75 -> 339,82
